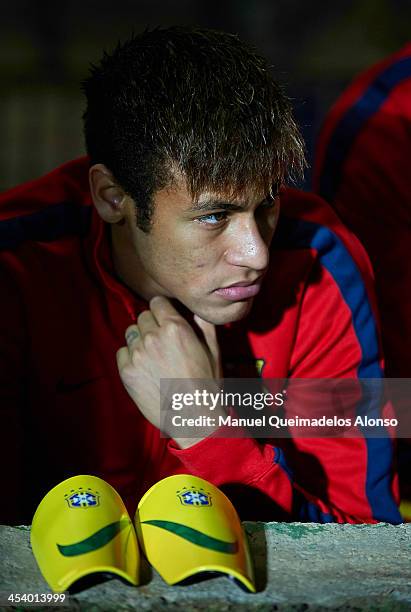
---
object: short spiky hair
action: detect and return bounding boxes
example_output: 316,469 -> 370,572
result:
82,26 -> 305,231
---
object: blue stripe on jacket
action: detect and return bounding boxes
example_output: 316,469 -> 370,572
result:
274,216 -> 402,523
0,202 -> 91,251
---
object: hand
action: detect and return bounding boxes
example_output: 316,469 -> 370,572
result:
116,296 -> 223,447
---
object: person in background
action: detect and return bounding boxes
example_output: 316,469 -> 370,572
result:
313,43 -> 411,520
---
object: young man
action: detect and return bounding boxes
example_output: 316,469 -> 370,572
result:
0,27 -> 401,525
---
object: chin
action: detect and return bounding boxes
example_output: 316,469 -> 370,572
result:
198,300 -> 253,326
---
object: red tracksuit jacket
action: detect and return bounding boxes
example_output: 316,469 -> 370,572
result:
0,157 -> 401,524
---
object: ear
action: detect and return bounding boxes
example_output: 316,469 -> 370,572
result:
89,164 -> 130,223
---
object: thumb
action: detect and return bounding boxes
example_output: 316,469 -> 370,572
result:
193,314 -> 221,372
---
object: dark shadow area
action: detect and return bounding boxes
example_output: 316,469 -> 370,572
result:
67,561 -> 152,594
138,551 -> 153,586
178,571 -> 258,593
243,523 -> 268,593
68,572 -> 117,594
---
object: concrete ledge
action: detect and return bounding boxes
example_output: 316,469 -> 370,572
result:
1,522 -> 410,611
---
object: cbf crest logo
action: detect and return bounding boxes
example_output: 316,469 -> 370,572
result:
176,486 -> 212,507
65,486 -> 100,509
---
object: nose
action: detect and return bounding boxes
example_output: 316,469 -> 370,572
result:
224,216 -> 270,271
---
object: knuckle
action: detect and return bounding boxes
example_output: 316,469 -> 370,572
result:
131,349 -> 142,366
150,295 -> 166,307
116,347 -> 128,366
137,310 -> 150,325
143,331 -> 157,348
164,318 -> 183,335
119,363 -> 133,381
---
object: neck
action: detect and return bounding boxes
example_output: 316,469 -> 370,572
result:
110,221 -> 170,304
110,222 -> 147,299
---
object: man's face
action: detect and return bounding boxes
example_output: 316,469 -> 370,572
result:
117,176 -> 280,325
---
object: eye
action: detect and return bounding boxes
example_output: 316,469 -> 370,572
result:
260,199 -> 276,209
258,196 -> 279,211
196,211 -> 228,226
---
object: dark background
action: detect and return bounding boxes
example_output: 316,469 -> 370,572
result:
1,0 -> 410,191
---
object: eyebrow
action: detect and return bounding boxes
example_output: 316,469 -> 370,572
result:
186,199 -> 246,213
186,194 -> 275,214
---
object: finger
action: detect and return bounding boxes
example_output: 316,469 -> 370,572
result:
149,295 -> 182,325
193,314 -> 220,364
125,324 -> 141,352
116,346 -> 131,370
137,309 -> 160,335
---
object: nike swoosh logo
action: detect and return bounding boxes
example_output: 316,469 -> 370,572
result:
56,376 -> 103,394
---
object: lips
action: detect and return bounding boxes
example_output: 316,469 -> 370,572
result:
214,278 -> 263,301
